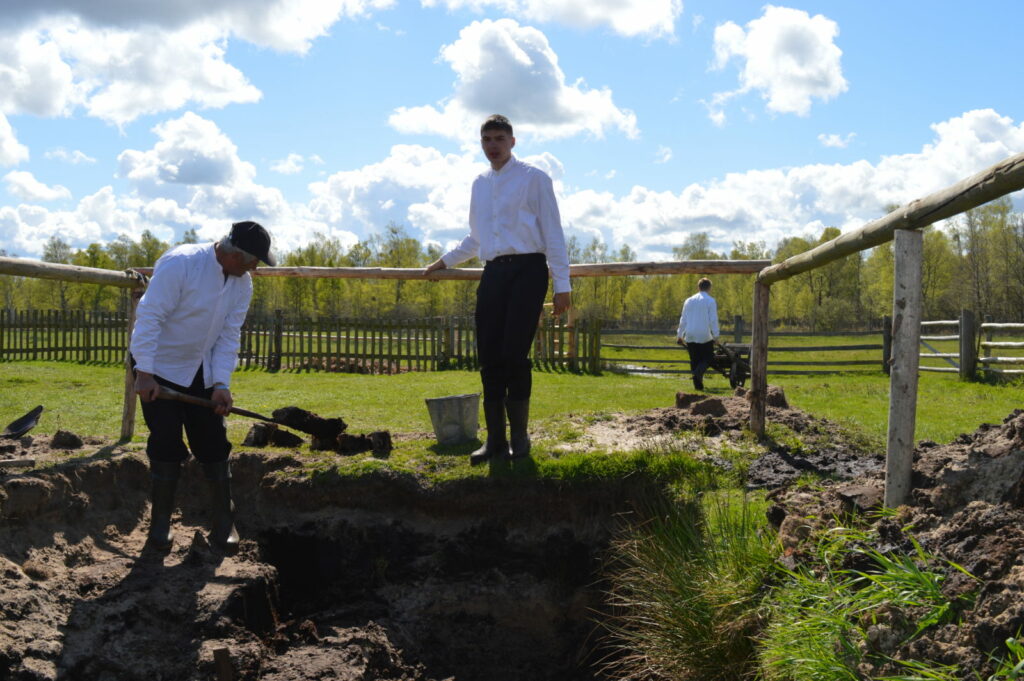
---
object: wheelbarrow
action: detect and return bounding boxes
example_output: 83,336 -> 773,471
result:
711,341 -> 750,389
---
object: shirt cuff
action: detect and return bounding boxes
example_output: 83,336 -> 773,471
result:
133,358 -> 155,374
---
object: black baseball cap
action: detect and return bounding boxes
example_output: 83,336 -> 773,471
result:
229,221 -> 275,266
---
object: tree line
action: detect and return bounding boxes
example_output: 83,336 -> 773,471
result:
2,198 -> 1022,330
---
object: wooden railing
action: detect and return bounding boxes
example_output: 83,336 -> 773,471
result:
979,317 -> 1024,376
750,150 -> 1024,505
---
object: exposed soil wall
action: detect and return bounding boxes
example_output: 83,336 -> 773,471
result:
0,450 -> 658,681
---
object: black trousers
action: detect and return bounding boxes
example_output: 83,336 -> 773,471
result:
475,253 -> 549,402
685,341 -> 714,385
132,359 -> 232,464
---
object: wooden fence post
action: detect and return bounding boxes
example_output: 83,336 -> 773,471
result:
749,281 -> 770,437
959,308 -> 976,381
882,315 -> 892,375
271,309 -> 283,371
733,315 -> 743,344
120,288 -> 143,442
983,314 -> 993,377
589,318 -> 601,374
885,228 -> 923,508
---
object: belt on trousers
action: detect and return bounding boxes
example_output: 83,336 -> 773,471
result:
487,253 -> 545,264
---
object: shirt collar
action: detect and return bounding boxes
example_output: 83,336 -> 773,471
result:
490,154 -> 518,177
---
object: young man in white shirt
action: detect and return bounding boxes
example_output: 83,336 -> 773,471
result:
425,114 -> 571,465
130,220 -> 275,553
676,277 -> 720,391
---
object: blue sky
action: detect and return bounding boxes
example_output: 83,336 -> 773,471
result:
0,1 -> 1022,261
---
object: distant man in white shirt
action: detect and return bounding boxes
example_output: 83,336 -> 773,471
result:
130,220 -> 275,553
676,277 -> 720,391
424,114 -> 571,465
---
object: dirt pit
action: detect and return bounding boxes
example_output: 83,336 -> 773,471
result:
3,388 -> 1022,680
0,446 -> 657,681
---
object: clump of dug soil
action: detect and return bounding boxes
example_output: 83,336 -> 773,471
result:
766,407 -> 1024,679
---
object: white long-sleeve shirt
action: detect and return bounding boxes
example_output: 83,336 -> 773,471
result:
677,290 -> 720,344
129,243 -> 253,389
441,156 -> 572,294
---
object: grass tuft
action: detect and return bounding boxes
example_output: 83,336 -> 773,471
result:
604,487 -> 777,680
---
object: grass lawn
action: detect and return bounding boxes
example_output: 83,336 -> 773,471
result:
0,361 -> 1020,449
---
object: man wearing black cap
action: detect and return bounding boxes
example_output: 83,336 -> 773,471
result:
130,220 -> 275,553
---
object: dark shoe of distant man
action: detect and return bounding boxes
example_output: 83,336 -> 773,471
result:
203,460 -> 240,553
145,459 -> 181,551
506,399 -> 531,459
470,400 -> 511,465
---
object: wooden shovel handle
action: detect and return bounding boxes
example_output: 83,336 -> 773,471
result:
156,386 -> 277,424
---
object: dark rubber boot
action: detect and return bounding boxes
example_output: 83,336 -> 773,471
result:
470,400 -> 510,466
203,460 -> 240,554
506,399 -> 531,459
146,460 -> 180,551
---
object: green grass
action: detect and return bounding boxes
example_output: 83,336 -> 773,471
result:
0,362 -> 685,443
2,360 -> 1022,450
771,371 -> 1024,445
605,487 -> 777,681
760,527 -> 977,681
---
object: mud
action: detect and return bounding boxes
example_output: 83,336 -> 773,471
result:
0,443 -> 655,681
551,388 -> 883,488
2,389 -> 1022,679
765,407 -> 1024,678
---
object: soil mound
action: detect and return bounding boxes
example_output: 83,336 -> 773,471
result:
770,408 -> 1024,678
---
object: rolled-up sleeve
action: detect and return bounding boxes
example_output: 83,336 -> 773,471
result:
535,173 -> 571,294
129,256 -> 184,374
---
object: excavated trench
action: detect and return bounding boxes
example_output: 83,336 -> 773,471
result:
0,450 -> 659,681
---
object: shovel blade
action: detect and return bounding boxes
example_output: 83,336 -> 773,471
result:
3,405 -> 43,439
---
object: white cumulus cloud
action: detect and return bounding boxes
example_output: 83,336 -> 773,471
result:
3,109 -> 1022,264
309,144 -> 482,244
818,132 -> 855,148
0,0 -> 395,53
45,147 -> 96,164
562,109 -> 1024,258
389,19 -> 638,142
3,171 -> 72,201
0,114 -> 30,166
655,145 -> 673,163
709,5 -> 847,124
116,112 -> 352,253
271,153 -> 307,175
420,0 -> 681,39
0,1 -> 394,127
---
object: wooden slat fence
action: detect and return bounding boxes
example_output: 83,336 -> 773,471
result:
979,316 -> 1024,376
0,309 -> 129,364
919,319 -> 960,374
0,309 -> 600,374
601,318 -> 888,376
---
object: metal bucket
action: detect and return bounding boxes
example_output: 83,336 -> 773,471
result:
424,393 -> 480,445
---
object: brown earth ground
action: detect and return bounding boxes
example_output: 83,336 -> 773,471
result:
0,388 -> 1021,680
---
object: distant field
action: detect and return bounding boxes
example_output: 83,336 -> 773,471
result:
2,360 -> 1022,449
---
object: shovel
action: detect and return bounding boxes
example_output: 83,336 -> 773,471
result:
2,405 -> 43,440
156,386 -> 282,425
